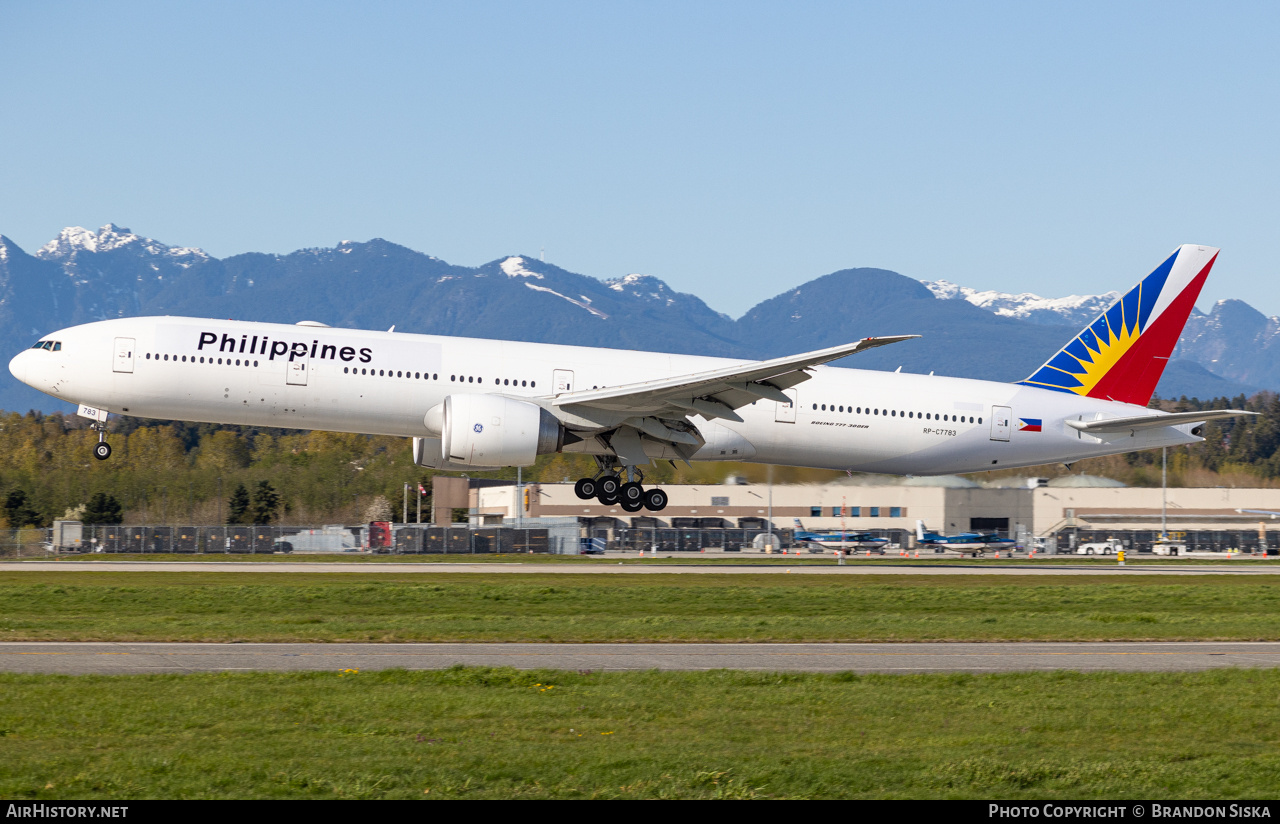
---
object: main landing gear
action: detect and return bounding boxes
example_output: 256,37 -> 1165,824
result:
573,460 -> 668,512
91,424 -> 111,461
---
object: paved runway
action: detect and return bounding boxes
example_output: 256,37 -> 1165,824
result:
5,560 -> 1278,575
5,641 -> 1280,674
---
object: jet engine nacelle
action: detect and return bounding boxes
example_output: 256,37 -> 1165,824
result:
421,394 -> 564,468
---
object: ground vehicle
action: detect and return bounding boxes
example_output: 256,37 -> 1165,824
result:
1151,539 -> 1189,555
1076,537 -> 1124,555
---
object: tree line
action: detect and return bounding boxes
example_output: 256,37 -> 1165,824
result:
1,391 -> 1277,527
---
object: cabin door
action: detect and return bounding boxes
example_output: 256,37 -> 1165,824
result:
286,359 -> 308,386
775,390 -> 797,423
112,338 -> 135,373
990,406 -> 1012,441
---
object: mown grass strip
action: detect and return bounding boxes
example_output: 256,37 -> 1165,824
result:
2,572 -> 1279,642
1,667 -> 1278,799
13,552 -> 1274,564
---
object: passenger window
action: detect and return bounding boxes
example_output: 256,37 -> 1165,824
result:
978,417 -> 983,424
531,381 -> 535,387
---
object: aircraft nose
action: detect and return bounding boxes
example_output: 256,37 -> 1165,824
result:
8,350 -> 30,385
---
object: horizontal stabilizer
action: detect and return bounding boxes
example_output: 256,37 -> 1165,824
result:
1065,409 -> 1255,434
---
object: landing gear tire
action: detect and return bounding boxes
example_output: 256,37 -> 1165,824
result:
620,482 -> 644,506
598,475 -> 621,498
621,499 -> 644,513
574,478 -> 598,499
93,442 -> 112,461
643,488 -> 668,511
598,493 -> 620,506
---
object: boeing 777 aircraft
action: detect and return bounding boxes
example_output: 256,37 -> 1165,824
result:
8,244 -> 1254,513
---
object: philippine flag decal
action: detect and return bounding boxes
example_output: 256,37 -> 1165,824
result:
1018,418 -> 1043,433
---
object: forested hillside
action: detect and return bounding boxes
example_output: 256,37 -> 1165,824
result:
1,392 -> 1277,528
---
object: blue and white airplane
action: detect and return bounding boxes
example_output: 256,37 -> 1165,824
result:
7,244 -> 1255,512
791,518 -> 890,551
915,520 -> 1017,556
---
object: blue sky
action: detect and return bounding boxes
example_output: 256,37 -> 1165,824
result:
2,1 -> 1277,318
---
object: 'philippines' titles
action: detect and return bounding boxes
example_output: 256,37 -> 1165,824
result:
197,332 -> 372,364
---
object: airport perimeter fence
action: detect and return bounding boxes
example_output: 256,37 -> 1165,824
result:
4,524 -> 574,557
6,524 -> 1278,558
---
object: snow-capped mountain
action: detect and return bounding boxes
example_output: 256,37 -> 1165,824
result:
922,279 -> 1119,328
37,224 -> 209,268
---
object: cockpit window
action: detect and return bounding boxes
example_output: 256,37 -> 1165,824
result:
52,342 -> 61,351
31,340 -> 62,351
31,341 -> 45,349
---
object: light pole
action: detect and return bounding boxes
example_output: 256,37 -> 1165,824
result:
1161,446 -> 1168,539
767,464 -> 774,552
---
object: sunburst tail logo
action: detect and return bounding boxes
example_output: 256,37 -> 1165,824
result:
1017,244 -> 1219,406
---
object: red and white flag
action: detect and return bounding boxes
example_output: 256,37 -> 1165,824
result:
417,483 -> 427,495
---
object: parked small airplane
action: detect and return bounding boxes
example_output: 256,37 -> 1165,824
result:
791,518 -> 889,551
915,520 -> 1016,556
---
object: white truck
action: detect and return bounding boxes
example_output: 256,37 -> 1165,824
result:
1151,539 -> 1189,556
1076,537 -> 1124,555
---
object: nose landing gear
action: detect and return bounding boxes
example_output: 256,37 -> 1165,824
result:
572,460 -> 668,511
91,425 -> 111,460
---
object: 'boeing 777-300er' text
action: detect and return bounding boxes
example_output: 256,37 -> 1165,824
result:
8,244 -> 1254,512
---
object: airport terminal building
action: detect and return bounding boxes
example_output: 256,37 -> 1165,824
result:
447,475 -> 1280,551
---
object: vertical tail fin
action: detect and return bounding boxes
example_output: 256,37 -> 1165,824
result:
1018,244 -> 1219,405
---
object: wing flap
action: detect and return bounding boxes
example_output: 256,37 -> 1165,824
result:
1065,409 -> 1256,433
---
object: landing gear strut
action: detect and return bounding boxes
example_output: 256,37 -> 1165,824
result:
91,425 -> 111,461
573,459 -> 667,512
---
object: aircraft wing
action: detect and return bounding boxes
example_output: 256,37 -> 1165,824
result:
552,336 -> 919,420
545,335 -> 918,464
1065,409 -> 1256,434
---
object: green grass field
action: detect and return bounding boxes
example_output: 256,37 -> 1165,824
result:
22,551 -> 1275,564
2,667 -> 1279,799
3,571 -> 1280,642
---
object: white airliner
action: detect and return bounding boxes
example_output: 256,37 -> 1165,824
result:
8,244 -> 1253,513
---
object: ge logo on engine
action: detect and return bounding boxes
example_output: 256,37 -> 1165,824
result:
473,423 -> 483,433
